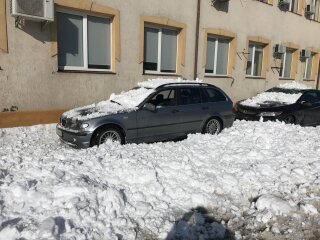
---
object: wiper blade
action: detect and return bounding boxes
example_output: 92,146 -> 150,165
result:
111,100 -> 122,106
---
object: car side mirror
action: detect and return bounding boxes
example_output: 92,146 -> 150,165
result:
143,103 -> 156,112
300,101 -> 312,107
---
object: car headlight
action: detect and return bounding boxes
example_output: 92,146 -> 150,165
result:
80,123 -> 89,129
258,112 -> 282,117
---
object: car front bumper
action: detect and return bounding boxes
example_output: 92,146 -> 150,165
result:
56,124 -> 93,148
235,112 -> 278,122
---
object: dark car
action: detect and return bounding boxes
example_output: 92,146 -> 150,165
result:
235,86 -> 320,126
56,81 -> 235,148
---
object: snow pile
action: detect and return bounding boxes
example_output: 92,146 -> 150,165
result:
240,82 -> 310,107
278,82 -> 311,90
62,78 -> 202,121
1,121 -> 320,239
240,92 -> 303,107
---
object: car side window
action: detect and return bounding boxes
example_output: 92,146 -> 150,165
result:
177,88 -> 202,105
148,89 -> 176,107
301,92 -> 320,104
202,88 -> 227,102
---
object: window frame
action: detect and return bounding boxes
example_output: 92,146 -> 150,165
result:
143,24 -> 179,75
205,36 -> 231,77
303,49 -> 320,81
279,48 -> 295,79
245,37 -> 270,79
246,44 -> 264,77
56,8 -> 112,72
304,54 -> 314,80
0,0 -> 8,53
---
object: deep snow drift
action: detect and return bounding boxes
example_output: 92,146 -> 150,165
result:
0,121 -> 320,239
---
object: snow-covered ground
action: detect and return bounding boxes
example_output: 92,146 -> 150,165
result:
0,121 -> 320,239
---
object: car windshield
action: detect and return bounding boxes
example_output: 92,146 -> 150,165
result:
266,87 -> 305,95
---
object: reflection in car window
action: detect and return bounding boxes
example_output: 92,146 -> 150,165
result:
301,92 -> 320,104
178,88 -> 202,105
148,89 -> 176,107
203,88 -> 226,102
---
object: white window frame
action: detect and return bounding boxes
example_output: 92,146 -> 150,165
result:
57,9 -> 112,72
289,0 -> 298,12
304,55 -> 314,80
205,36 -> 230,77
144,24 -> 178,75
246,44 -> 264,77
280,49 -> 293,79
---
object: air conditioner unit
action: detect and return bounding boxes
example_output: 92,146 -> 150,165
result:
300,49 -> 311,58
274,44 -> 286,54
278,0 -> 290,7
11,0 -> 54,22
305,4 -> 315,15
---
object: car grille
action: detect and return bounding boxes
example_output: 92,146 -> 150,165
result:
61,117 -> 78,129
238,108 -> 259,115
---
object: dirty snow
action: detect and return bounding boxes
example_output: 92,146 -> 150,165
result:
0,121 -> 320,239
62,78 -> 202,121
240,82 -> 310,107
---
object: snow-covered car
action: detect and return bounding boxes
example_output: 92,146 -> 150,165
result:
56,79 -> 235,148
234,82 -> 320,126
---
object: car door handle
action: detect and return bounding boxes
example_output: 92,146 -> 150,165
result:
202,106 -> 209,110
171,109 -> 179,113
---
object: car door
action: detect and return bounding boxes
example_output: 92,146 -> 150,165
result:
176,87 -> 210,134
299,91 -> 320,126
136,88 -> 181,142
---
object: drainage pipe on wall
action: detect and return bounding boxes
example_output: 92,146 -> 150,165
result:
193,0 -> 201,80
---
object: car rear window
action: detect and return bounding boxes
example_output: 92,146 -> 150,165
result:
202,88 -> 227,102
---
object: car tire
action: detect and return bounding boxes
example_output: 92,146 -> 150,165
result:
203,118 -> 222,135
92,126 -> 125,146
283,115 -> 295,124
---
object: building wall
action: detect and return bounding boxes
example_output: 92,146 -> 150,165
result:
198,0 -> 320,101
0,0 -> 319,114
0,0 -> 197,112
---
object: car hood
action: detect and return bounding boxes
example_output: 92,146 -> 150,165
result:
62,102 -> 137,121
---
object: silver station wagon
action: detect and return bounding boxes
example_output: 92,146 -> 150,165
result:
56,80 -> 235,148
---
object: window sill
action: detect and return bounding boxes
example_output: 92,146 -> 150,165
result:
204,75 -> 233,79
256,1 -> 273,6
279,78 -> 295,81
303,79 -> 316,82
58,69 -> 116,74
245,76 -> 266,80
143,72 -> 181,77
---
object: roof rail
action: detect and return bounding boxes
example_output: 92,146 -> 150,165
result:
156,82 -> 211,89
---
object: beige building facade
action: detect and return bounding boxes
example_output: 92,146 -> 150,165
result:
0,0 -> 320,126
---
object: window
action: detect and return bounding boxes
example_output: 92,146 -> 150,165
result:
57,10 -> 111,71
289,0 -> 299,12
246,43 -> 264,77
144,26 -> 178,74
203,88 -> 227,102
312,0 -> 320,21
300,92 -> 320,104
304,54 -> 314,80
280,48 -> 295,79
178,88 -> 203,105
205,37 -> 230,76
148,89 -> 176,107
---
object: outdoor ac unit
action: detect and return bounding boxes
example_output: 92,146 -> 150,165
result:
305,4 -> 315,15
278,0 -> 290,7
300,49 -> 311,58
274,44 -> 286,54
11,0 -> 54,22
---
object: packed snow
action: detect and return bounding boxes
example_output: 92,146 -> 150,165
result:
1,120 -> 320,239
240,82 -> 309,107
62,78 -> 202,121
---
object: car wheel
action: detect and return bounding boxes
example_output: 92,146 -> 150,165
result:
204,118 -> 222,135
283,115 -> 295,124
92,127 -> 124,146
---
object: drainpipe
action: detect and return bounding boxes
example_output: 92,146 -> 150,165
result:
316,60 -> 320,90
193,0 -> 201,80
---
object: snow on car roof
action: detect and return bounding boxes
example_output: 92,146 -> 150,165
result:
137,78 -> 203,89
63,79 -> 202,120
240,82 -> 310,107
